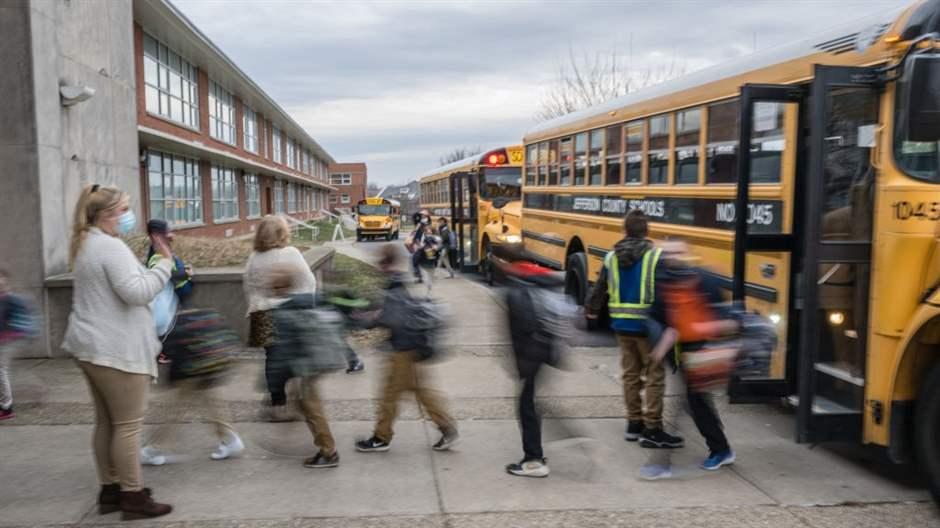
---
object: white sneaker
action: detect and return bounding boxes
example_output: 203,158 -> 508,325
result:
210,433 -> 245,461
506,458 -> 550,478
639,463 -> 673,480
140,446 -> 167,466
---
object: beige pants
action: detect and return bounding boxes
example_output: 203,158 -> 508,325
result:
78,361 -> 150,492
299,376 -> 336,455
146,378 -> 236,449
375,351 -> 455,442
618,334 -> 665,430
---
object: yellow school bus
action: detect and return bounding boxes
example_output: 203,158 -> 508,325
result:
520,0 -> 940,500
419,146 -> 524,281
356,197 -> 401,241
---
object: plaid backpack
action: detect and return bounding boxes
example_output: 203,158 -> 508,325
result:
162,308 -> 240,383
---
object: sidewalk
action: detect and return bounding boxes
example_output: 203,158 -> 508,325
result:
0,243 -> 936,527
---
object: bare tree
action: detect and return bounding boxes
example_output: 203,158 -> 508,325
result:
536,46 -> 686,122
439,146 -> 482,166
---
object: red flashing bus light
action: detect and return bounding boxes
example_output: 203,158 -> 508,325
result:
485,150 -> 508,166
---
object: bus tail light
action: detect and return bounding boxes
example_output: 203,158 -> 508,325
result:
485,150 -> 508,166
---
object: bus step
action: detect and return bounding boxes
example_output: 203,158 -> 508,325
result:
784,395 -> 861,416
811,395 -> 860,415
814,362 -> 865,387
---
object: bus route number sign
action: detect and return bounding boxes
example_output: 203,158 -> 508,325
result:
507,147 -> 524,164
892,201 -> 940,221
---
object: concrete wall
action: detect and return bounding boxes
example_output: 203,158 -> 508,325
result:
0,0 -> 140,358
43,246 -> 334,358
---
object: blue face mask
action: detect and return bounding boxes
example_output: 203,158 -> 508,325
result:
117,210 -> 137,235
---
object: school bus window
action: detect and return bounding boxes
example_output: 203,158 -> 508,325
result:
648,115 -> 670,184
675,108 -> 701,184
605,125 -> 622,185
525,144 -> 537,186
706,99 -> 739,184
548,140 -> 559,185
559,137 -> 573,186
589,129 -> 604,185
574,132 -> 588,185
625,121 -> 643,184
751,101 -> 786,183
539,141 -> 550,185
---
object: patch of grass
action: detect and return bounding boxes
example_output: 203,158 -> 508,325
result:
291,219 -> 355,244
126,234 -> 309,269
323,253 -> 386,304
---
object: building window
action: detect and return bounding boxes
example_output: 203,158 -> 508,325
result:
273,127 -> 282,164
211,166 -> 239,221
244,173 -> 261,218
330,194 -> 338,204
331,173 -> 352,185
274,180 -> 285,213
243,107 -> 258,154
287,182 -> 297,212
259,119 -> 267,159
142,33 -> 199,128
209,81 -> 236,145
341,193 -> 350,204
147,150 -> 201,226
287,138 -> 297,169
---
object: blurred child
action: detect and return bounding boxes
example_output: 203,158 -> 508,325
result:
418,225 -> 443,295
436,218 -> 456,279
146,219 -> 192,364
648,240 -> 738,473
0,269 -> 38,421
355,244 -> 458,453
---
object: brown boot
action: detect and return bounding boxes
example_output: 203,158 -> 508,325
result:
119,490 -> 172,520
99,485 -> 151,515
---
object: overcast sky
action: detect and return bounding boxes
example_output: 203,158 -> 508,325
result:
173,0 -> 907,186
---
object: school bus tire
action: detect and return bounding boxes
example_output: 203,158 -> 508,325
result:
565,252 -> 588,306
915,361 -> 940,506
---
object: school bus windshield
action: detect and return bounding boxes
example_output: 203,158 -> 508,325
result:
358,204 -> 390,216
481,167 -> 522,200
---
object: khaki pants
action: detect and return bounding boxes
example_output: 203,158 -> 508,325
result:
375,351 -> 455,442
299,376 -> 336,455
78,361 -> 150,492
147,378 -> 236,449
617,334 -> 665,430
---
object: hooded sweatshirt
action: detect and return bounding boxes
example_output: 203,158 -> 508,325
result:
586,237 -> 654,335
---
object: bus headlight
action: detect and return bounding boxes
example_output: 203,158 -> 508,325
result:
497,234 -> 522,244
768,313 -> 782,325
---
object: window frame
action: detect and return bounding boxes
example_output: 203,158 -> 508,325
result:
208,81 -> 236,145
647,114 -> 671,185
211,165 -> 239,222
674,107 -> 702,185
272,127 -> 283,164
142,32 -> 199,129
244,173 -> 261,219
242,106 -> 258,154
147,150 -> 203,227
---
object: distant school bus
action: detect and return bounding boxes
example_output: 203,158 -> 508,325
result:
419,146 -> 524,281
519,0 -> 940,501
356,197 -> 401,241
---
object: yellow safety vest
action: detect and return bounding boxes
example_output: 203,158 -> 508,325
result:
605,247 -> 661,319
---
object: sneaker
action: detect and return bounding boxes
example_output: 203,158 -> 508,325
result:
624,420 -> 644,442
638,463 -> 673,480
639,428 -> 685,449
355,436 -> 390,452
303,451 -> 339,468
432,428 -> 460,451
506,458 -> 550,478
0,406 -> 14,421
210,433 -> 245,460
701,449 -> 735,471
140,446 -> 167,466
346,360 -> 365,374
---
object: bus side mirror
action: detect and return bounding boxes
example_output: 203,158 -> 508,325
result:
902,54 -> 940,142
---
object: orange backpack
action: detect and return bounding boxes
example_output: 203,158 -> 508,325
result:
662,277 -> 717,343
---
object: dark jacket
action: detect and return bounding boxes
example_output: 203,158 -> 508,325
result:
270,293 -> 349,376
147,248 -> 193,303
586,237 -> 654,335
506,272 -> 566,377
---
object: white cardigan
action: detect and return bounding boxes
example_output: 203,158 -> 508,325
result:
243,246 -> 317,315
62,228 -> 172,378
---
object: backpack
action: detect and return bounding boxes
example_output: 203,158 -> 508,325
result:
661,277 -> 717,343
382,288 -> 446,361
507,286 -> 573,368
271,301 -> 350,378
162,308 -> 239,383
1,294 -> 39,339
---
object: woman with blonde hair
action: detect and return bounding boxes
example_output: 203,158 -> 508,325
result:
62,184 -> 174,519
244,214 -> 316,421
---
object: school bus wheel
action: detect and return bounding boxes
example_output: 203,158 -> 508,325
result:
916,361 -> 940,506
